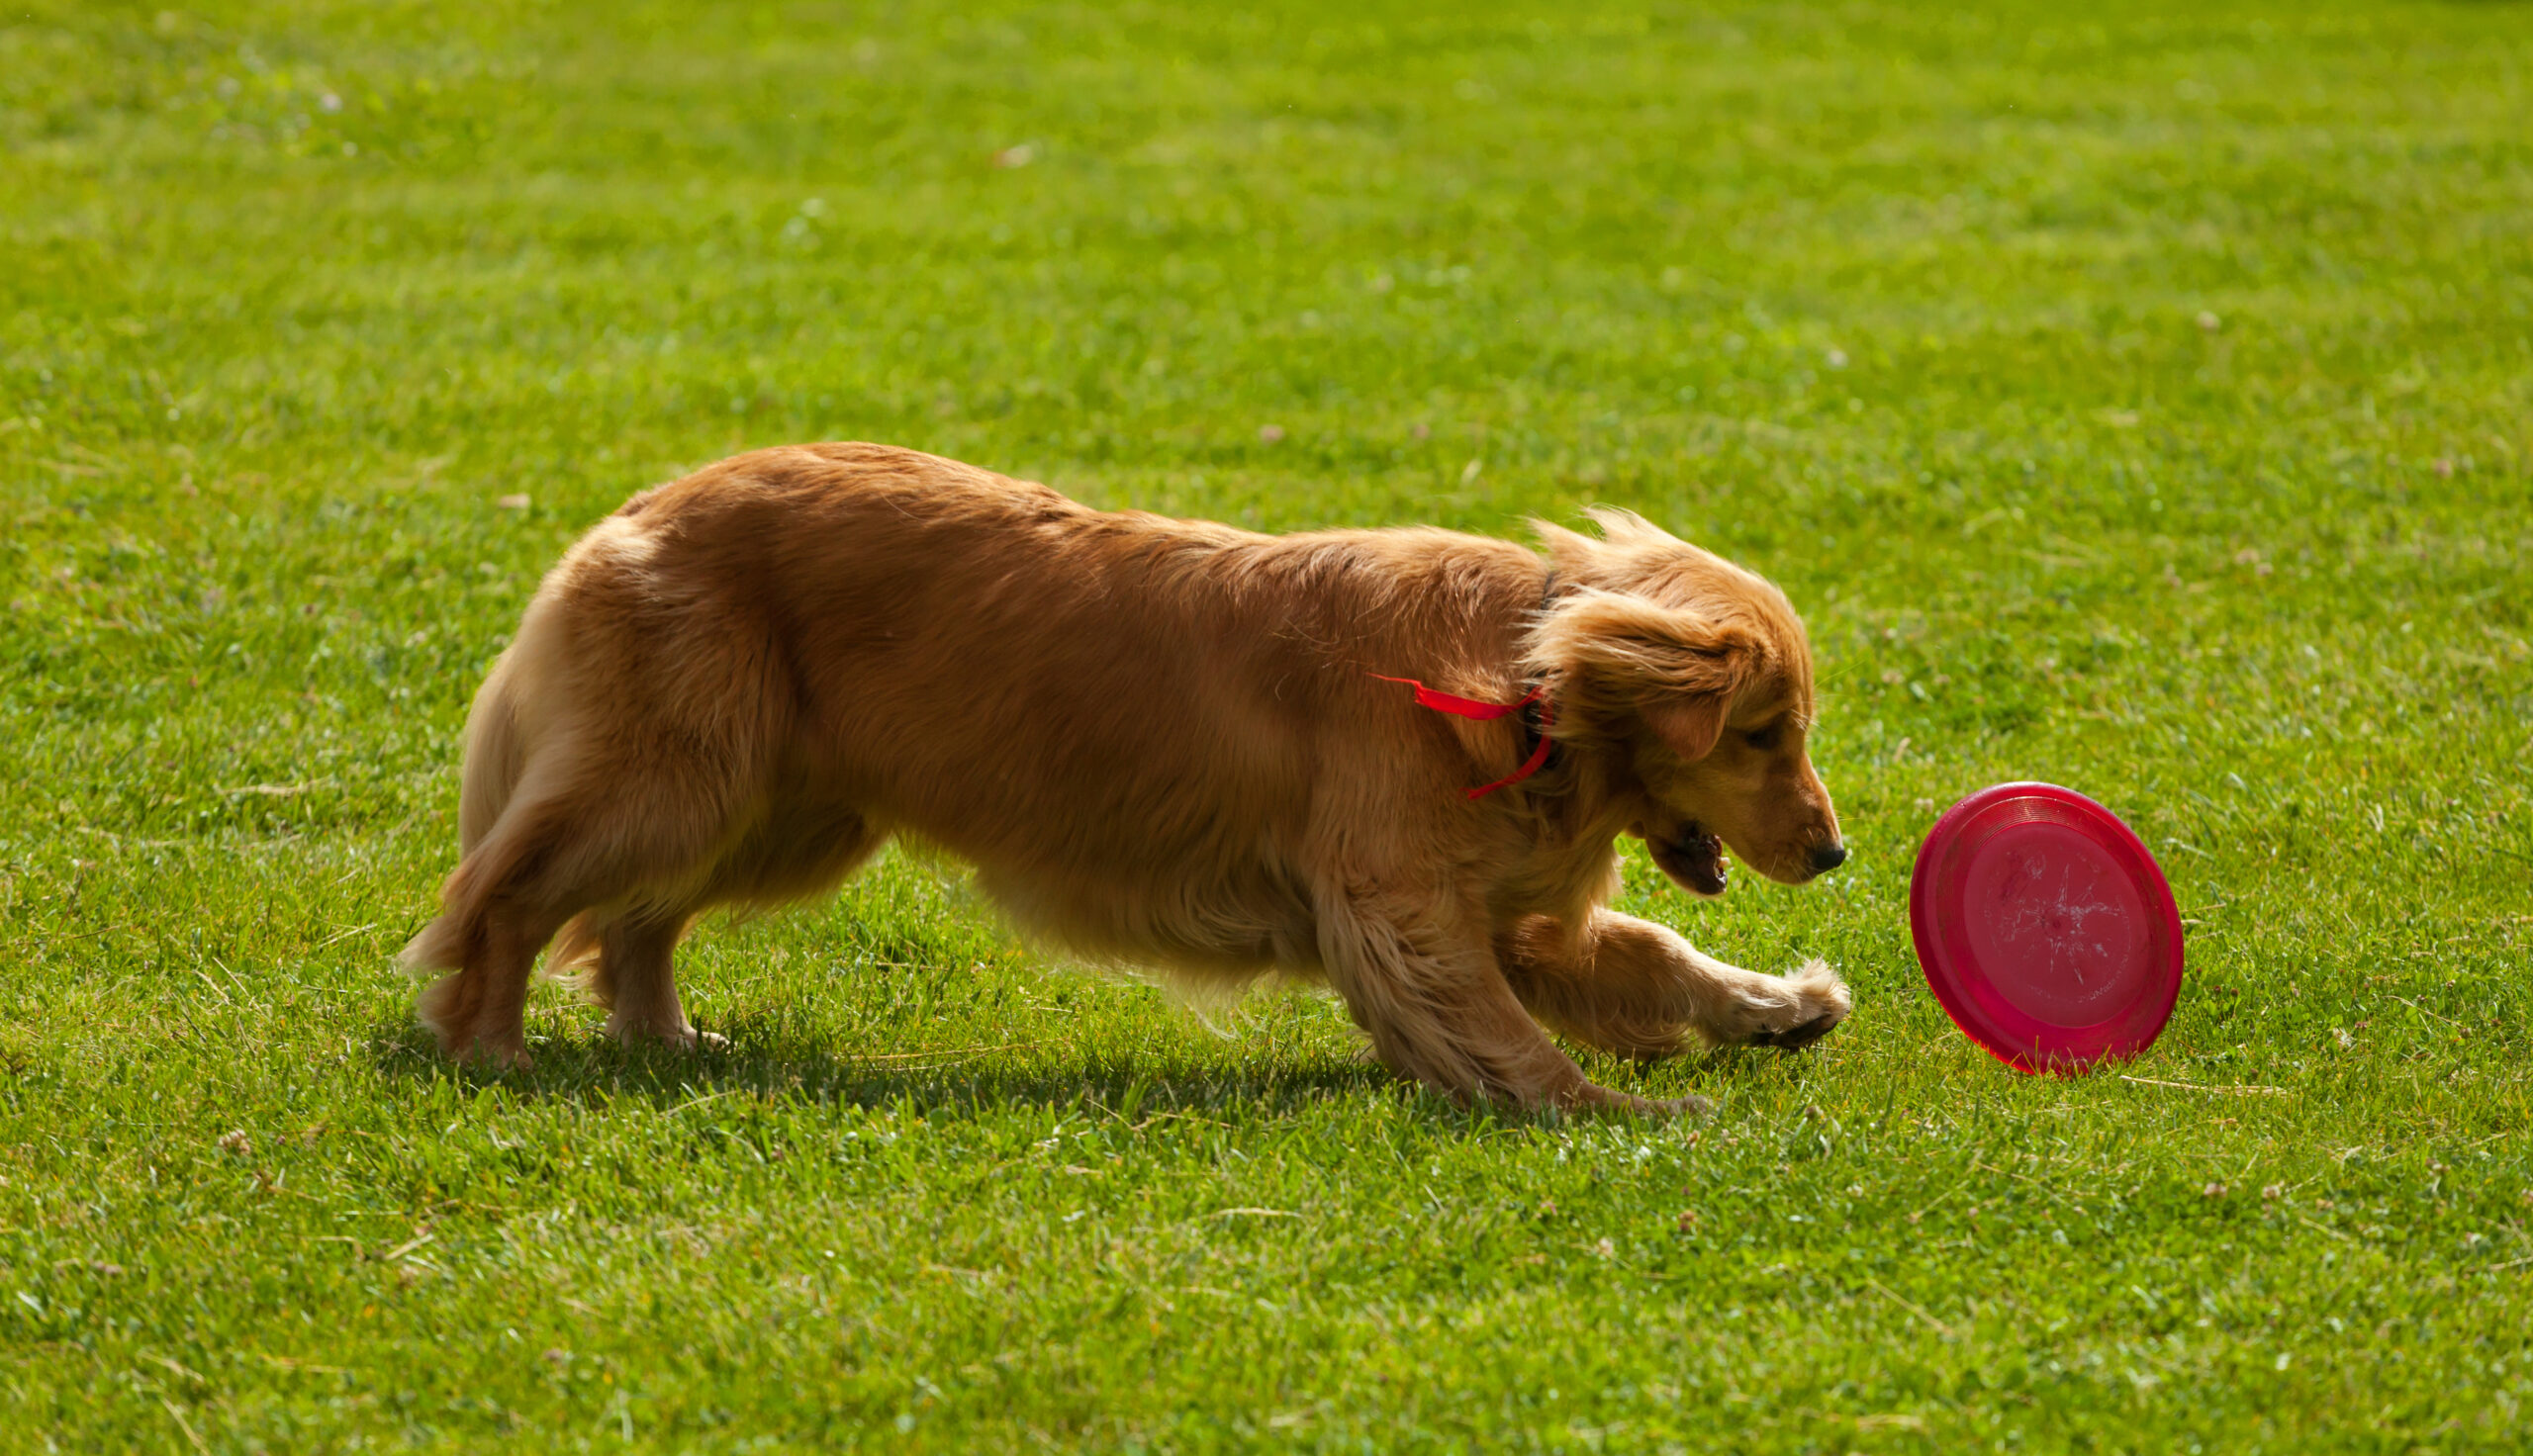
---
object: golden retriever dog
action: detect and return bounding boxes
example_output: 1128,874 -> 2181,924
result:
404,443 -> 1850,1113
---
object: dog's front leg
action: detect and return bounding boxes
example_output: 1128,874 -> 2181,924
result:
1496,910 -> 1850,1057
1315,890 -> 1699,1115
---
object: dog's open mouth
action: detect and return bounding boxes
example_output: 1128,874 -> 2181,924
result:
1651,821 -> 1731,897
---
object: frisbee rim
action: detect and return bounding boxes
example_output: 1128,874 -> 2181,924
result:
1909,781 -> 2184,1075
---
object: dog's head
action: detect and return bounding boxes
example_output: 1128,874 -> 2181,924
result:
1525,509 -> 1842,897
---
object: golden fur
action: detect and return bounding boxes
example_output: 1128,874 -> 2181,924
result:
403,443 -> 1850,1112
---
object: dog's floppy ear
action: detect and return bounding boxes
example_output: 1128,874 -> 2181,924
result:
1526,589 -> 1759,761
1638,685 -> 1737,763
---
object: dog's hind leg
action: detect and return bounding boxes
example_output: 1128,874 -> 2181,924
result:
1314,889 -> 1698,1115
1496,910 -> 1850,1056
411,894 -> 571,1070
560,805 -> 886,1051
577,906 -> 708,1049
406,749 -> 762,1065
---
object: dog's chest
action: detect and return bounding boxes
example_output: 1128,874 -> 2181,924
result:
1495,836 -> 1625,924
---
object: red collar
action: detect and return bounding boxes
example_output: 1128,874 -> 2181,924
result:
1370,675 -> 1558,800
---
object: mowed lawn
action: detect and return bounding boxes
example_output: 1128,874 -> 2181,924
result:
5,0 -> 2530,1449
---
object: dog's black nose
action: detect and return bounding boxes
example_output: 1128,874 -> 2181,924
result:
1809,842 -> 1848,874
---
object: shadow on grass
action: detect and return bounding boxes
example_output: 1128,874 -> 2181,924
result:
363,1008 -> 1840,1130
361,1011 -> 1412,1122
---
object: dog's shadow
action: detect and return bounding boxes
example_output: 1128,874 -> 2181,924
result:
362,1014 -> 1409,1124
363,1012 -> 1831,1127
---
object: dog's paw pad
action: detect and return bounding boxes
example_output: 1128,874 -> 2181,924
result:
1751,1013 -> 1842,1050
1733,960 -> 1850,1050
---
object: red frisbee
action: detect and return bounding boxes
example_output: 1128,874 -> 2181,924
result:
1909,782 -> 2183,1073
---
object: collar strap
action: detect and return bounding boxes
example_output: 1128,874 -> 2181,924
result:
1370,675 -> 1558,800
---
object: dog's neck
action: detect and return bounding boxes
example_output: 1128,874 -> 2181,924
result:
1514,568 -> 1561,773
1513,562 -> 1658,864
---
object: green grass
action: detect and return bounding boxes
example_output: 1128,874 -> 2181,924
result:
6,0 -> 2531,1449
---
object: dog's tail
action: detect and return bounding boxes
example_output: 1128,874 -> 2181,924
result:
399,651 -> 531,982
457,661 -> 526,854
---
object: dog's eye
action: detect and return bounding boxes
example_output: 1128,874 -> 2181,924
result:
1743,723 -> 1784,752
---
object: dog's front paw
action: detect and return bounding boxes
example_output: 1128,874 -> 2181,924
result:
1711,958 -> 1850,1050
